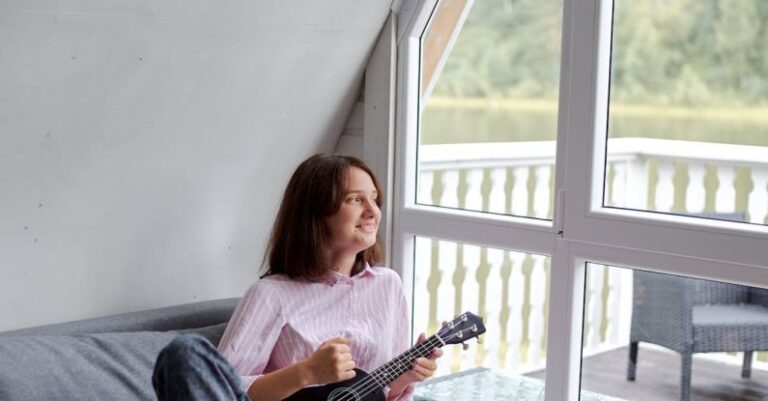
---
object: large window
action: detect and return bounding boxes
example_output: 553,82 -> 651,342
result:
393,1 -> 768,401
417,0 -> 562,220
603,0 -> 768,226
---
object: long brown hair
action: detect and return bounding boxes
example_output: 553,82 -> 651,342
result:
261,154 -> 384,281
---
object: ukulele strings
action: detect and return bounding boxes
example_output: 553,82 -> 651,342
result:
336,328 -> 464,401
335,336 -> 443,401
334,327 -> 468,401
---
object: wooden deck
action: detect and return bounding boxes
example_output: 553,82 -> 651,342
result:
526,345 -> 768,400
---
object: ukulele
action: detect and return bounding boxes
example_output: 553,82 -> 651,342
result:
282,311 -> 486,401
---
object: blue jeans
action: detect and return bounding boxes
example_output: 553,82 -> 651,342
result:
153,334 -> 251,401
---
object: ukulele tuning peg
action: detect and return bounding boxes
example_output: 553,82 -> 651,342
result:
476,336 -> 483,345
461,342 -> 469,351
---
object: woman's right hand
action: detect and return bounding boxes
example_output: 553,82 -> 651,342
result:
301,337 -> 357,385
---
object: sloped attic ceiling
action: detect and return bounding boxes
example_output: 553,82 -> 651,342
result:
0,0 -> 393,330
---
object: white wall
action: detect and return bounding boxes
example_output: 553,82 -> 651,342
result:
0,0 -> 393,331
335,101 -> 365,158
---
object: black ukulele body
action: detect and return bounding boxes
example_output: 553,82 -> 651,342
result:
283,368 -> 386,401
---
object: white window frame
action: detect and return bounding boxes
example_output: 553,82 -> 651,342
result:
390,0 -> 768,400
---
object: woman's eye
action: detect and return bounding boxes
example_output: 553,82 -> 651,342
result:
346,195 -> 377,204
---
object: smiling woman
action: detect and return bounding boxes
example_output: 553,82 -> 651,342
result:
151,154 -> 442,401
324,166 -> 382,273
261,155 -> 385,281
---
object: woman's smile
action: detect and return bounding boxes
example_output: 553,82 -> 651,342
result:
356,223 -> 377,233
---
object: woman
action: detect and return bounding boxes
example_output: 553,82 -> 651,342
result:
153,154 -> 441,401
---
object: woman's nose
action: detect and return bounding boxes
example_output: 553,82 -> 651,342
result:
363,199 -> 379,216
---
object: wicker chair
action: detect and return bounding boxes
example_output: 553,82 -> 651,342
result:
627,270 -> 768,400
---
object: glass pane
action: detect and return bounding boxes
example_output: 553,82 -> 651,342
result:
411,236 -> 551,400
604,0 -> 768,225
580,263 -> 768,400
417,0 -> 563,219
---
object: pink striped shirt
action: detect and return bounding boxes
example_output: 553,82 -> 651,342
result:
218,265 -> 414,400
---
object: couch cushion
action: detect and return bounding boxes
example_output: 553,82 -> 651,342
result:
183,323 -> 228,346
0,324 -> 227,401
692,304 -> 768,352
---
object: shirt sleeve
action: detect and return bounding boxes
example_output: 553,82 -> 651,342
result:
218,279 -> 285,392
388,273 -> 415,401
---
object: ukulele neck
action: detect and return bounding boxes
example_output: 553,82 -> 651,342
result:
367,334 -> 444,388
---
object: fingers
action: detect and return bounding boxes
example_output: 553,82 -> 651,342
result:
334,357 -> 356,375
308,337 -> 357,385
405,357 -> 438,382
324,336 -> 351,345
327,338 -> 354,377
414,357 -> 438,371
416,333 -> 444,358
322,337 -> 351,354
410,333 -> 442,382
339,367 -> 357,381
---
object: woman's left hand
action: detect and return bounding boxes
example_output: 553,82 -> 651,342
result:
403,333 -> 443,382
388,333 -> 443,400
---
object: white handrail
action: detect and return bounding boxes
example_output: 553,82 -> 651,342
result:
420,138 -> 768,170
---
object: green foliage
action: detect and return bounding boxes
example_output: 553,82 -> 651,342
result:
429,0 -> 768,106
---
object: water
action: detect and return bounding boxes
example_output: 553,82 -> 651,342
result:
421,103 -> 768,147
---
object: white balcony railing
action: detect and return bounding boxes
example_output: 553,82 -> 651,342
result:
413,138 -> 768,376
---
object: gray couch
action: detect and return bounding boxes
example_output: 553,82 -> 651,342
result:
0,298 -> 240,401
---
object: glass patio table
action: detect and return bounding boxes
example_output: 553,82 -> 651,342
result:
414,368 -> 624,401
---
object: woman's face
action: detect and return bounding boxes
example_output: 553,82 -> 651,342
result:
325,166 -> 381,257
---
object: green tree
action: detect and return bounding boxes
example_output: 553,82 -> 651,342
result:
429,0 -> 768,106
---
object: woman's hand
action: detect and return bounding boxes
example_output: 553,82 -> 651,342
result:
300,337 -> 357,385
388,333 -> 443,400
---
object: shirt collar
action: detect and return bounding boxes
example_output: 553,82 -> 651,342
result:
324,263 -> 379,286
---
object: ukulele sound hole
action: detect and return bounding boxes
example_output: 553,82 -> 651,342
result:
327,387 -> 361,401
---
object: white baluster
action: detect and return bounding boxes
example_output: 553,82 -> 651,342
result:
506,252 -> 526,372
436,239 -> 457,372
440,169 -> 460,208
656,160 -> 675,212
685,162 -> 706,214
749,169 -> 768,224
715,165 -> 737,213
512,167 -> 529,216
610,161 -> 628,208
533,166 -> 551,219
413,237 -> 431,341
459,244 -> 481,370
484,248 -> 505,369
605,267 -> 620,345
489,167 -> 507,214
527,255 -> 547,368
616,267 -> 634,344
418,170 -> 435,206
465,168 -> 483,212
587,264 -> 605,350
626,157 -> 650,210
